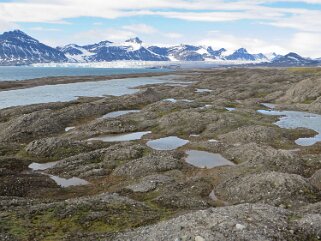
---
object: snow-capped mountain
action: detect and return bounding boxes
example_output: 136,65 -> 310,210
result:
225,48 -> 268,61
59,37 -> 169,62
269,52 -> 319,66
0,30 -> 320,66
265,52 -> 281,61
0,30 -> 67,65
147,45 -> 226,61
57,44 -> 95,63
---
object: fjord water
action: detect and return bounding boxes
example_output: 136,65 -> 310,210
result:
258,109 -> 321,146
0,66 -> 168,81
0,76 -> 174,109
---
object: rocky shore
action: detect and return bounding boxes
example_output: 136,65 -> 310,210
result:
0,68 -> 321,240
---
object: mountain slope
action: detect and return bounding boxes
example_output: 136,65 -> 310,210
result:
1,30 -> 320,66
59,37 -> 169,62
226,48 -> 267,61
269,52 -> 319,66
0,30 -> 67,65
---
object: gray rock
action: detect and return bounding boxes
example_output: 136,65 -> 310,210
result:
219,125 -> 283,145
309,169 -> 321,191
112,204 -> 297,241
49,143 -> 146,178
125,174 -> 174,193
215,171 -> 317,207
25,137 -> 95,160
112,151 -> 183,178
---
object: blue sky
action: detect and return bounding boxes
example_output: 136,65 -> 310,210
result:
0,0 -> 321,57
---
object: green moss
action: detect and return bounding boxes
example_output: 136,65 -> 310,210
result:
1,198 -> 175,241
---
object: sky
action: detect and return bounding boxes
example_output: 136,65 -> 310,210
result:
0,0 -> 321,57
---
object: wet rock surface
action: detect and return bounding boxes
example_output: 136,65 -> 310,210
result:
1,68 -> 321,240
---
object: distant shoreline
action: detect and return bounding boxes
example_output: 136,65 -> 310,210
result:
0,71 -> 181,92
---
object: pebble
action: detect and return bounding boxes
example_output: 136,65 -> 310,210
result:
195,236 -> 205,241
235,223 -> 246,230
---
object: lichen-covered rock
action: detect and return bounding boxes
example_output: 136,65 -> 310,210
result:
293,214 -> 321,240
103,143 -> 146,162
157,110 -> 210,135
218,125 -> 283,145
309,169 -> 321,191
25,137 -> 96,160
27,193 -> 163,236
125,174 -> 174,193
298,202 -> 321,215
0,156 -> 31,172
215,172 -> 317,207
0,110 -> 64,142
223,143 -> 306,175
0,173 -> 58,197
278,77 -> 321,103
49,143 -> 146,178
111,204 -> 297,241
153,177 -> 213,209
112,151 -> 183,178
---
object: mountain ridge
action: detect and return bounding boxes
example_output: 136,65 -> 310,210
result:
0,30 -> 319,67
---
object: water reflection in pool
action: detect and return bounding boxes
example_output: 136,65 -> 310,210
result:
49,175 -> 89,188
0,76 -> 176,109
101,110 -> 140,119
195,88 -> 212,93
28,161 -> 89,188
258,108 -> 321,146
163,98 -> 194,103
185,150 -> 234,168
29,161 -> 59,171
65,126 -> 75,132
146,136 -> 189,150
88,131 -> 151,142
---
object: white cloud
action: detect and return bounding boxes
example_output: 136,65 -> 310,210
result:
29,27 -> 61,31
0,0 -> 319,27
71,28 -> 135,44
198,32 -> 289,55
0,20 -> 18,32
197,31 -> 321,57
122,24 -> 157,34
288,32 -> 321,58
1,0 -> 321,57
166,32 -> 183,39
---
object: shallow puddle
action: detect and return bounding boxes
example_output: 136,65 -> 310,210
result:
195,88 -> 212,93
209,190 -> 218,201
88,131 -> 151,142
101,110 -> 140,119
258,108 -> 321,146
146,136 -> 189,150
29,161 -> 59,171
48,175 -> 89,188
65,126 -> 75,132
163,98 -> 194,103
185,150 -> 234,168
199,104 -> 212,110
261,103 -> 276,109
29,161 -> 89,188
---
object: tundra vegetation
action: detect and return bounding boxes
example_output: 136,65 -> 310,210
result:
0,68 -> 321,240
